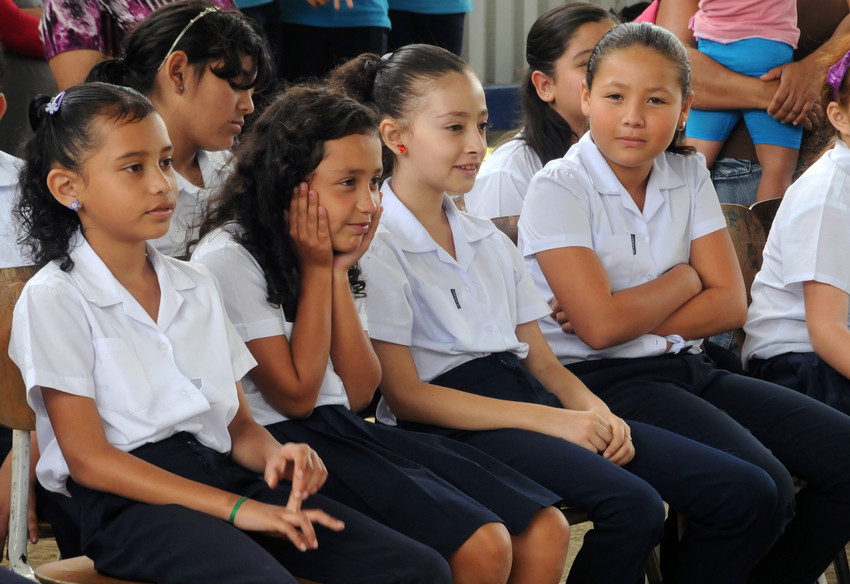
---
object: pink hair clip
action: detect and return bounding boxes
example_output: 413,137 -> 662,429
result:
827,49 -> 850,102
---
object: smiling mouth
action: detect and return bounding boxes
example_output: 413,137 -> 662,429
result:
455,164 -> 479,172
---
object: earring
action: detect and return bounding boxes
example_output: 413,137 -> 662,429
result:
678,122 -> 685,131
68,198 -> 81,212
178,84 -> 184,92
398,144 -> 406,153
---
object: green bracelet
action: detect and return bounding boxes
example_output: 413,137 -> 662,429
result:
229,496 -> 248,525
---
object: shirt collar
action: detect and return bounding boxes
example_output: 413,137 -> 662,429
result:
379,179 -> 495,257
67,231 -> 196,322
574,133 -> 687,219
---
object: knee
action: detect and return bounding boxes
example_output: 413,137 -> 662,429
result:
717,464 -> 784,533
410,547 -> 453,584
450,522 -> 513,584
596,481 -> 666,546
528,506 -> 570,549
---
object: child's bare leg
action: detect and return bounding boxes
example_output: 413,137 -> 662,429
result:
508,507 -> 570,584
449,522 -> 513,584
754,143 -> 797,202
685,137 -> 725,169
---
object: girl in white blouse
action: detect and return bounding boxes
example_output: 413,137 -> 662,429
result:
191,84 -> 571,584
333,42 -> 788,584
521,22 -> 850,583
10,82 -> 451,584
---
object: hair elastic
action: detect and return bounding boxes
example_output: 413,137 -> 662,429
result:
157,6 -> 221,71
45,91 -> 66,115
828,49 -> 850,102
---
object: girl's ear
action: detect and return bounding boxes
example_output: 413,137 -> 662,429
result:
678,91 -> 695,129
827,101 -> 850,136
380,118 -> 406,156
161,50 -> 190,95
580,80 -> 591,117
531,70 -> 556,103
46,168 -> 83,209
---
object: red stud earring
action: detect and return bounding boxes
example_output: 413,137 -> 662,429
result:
398,144 -> 406,153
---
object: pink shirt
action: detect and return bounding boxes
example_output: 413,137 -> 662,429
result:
690,0 -> 799,48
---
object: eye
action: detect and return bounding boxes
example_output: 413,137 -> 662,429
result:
648,97 -> 667,105
478,121 -> 490,132
446,123 -> 463,132
340,178 -> 356,188
125,163 -> 143,173
369,175 -> 381,189
160,158 -> 173,169
605,93 -> 623,101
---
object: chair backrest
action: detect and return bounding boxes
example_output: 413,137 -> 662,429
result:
490,215 -> 520,246
0,265 -> 38,432
750,197 -> 783,236
721,204 -> 767,349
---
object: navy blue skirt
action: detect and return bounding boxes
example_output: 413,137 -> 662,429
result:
267,404 -> 560,557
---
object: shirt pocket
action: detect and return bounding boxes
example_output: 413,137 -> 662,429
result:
594,233 -> 646,292
92,338 -> 157,413
413,279 -> 474,349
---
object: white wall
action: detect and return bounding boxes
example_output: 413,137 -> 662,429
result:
463,0 -> 627,85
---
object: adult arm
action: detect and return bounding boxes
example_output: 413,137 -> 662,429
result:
656,0 -> 779,112
804,280 -> 850,379
372,339 -> 619,456
48,50 -> 104,91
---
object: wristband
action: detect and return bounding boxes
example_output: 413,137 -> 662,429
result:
229,496 -> 248,525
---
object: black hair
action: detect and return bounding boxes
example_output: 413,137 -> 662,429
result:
16,83 -> 156,271
87,0 -> 272,97
195,85 -> 380,321
520,3 -> 616,165
587,22 -> 695,155
327,43 -> 474,176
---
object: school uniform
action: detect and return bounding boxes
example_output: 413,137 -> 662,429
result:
361,179 -> 784,584
520,132 -> 850,584
0,151 -> 27,269
191,224 -> 559,558
10,232 -> 450,584
151,149 -> 231,258
743,139 -> 850,413
464,133 -> 542,219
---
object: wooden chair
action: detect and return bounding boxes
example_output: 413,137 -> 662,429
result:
720,204 -> 767,350
749,197 -> 783,237
490,215 -> 519,246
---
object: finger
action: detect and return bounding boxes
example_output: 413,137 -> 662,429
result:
791,100 -> 815,127
303,451 -> 327,496
287,490 -> 303,513
561,321 -> 574,333
276,517 -> 311,551
306,188 -> 319,241
759,66 -> 782,82
293,510 -> 318,549
28,508 -> 39,544
588,433 -> 608,453
303,508 -> 346,531
334,0 -> 340,8
345,0 -> 354,7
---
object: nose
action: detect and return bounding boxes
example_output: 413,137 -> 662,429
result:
466,125 -> 486,156
239,89 -> 255,115
622,100 -> 644,127
152,166 -> 173,195
357,185 -> 378,214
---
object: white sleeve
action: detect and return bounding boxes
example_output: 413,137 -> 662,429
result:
691,157 -> 727,240
194,241 -> 287,343
520,163 -> 594,256
359,234 -> 415,346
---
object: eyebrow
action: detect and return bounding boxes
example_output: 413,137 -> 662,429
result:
114,145 -> 173,160
437,109 -> 489,118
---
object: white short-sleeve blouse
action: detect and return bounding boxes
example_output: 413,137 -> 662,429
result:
191,224 -> 352,425
0,151 -> 26,268
519,133 -> 726,364
360,180 -> 550,423
464,134 -> 543,219
10,233 -> 256,494
743,139 -> 850,363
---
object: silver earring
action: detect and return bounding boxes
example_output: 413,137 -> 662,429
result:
178,84 -> 184,92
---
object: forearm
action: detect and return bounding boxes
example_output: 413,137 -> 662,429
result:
329,273 -> 381,412
229,418 -> 282,474
48,50 -> 104,90
810,323 -> 850,380
288,266 -> 333,393
653,285 -> 747,340
688,48 -> 778,110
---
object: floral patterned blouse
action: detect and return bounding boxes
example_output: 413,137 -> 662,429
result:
40,0 -> 236,59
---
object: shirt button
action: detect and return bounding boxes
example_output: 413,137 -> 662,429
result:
486,326 -> 494,332
159,343 -> 168,352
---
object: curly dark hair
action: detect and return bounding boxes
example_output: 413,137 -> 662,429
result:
87,0 -> 272,96
194,85 -> 380,321
16,83 -> 156,271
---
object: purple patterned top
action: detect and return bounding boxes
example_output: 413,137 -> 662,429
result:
41,0 -> 236,60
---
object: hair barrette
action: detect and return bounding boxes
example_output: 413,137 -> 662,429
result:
45,91 -> 66,115
828,49 -> 850,102
157,6 -> 220,71
380,52 -> 393,62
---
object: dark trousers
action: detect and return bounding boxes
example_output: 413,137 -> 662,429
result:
387,10 -> 466,56
60,433 -> 450,584
401,353 -> 781,584
0,568 -> 32,584
749,351 -> 850,416
570,352 -> 850,584
279,23 -> 388,82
